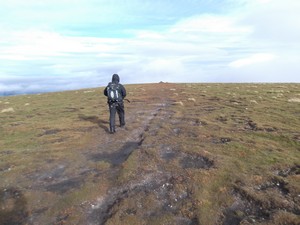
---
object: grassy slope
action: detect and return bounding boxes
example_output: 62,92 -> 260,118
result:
0,83 -> 299,225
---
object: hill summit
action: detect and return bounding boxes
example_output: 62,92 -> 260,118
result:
1,83 -> 299,224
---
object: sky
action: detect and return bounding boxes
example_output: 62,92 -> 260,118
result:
0,0 -> 300,95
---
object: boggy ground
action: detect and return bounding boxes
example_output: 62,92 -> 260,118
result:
0,83 -> 299,225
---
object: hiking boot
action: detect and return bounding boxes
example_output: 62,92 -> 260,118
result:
109,126 -> 116,134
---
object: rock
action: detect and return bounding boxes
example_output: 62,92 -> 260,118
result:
84,90 -> 95,93
1,107 -> 15,113
188,98 -> 196,102
288,98 -> 300,103
173,101 -> 184,106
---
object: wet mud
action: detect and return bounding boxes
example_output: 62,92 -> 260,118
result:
87,140 -> 143,166
0,188 -> 29,225
257,177 -> 290,195
0,150 -> 14,155
159,146 -> 214,170
26,164 -> 66,183
242,119 -> 258,131
38,128 -> 61,136
171,117 -> 205,127
221,194 -> 267,225
23,164 -> 86,196
88,173 -> 199,225
46,177 -> 84,194
160,147 -> 178,162
220,165 -> 300,225
0,165 -> 12,173
212,137 -> 232,144
88,173 -> 170,224
277,164 -> 300,177
180,154 -> 214,169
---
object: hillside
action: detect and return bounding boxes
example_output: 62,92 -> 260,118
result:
1,83 -> 299,225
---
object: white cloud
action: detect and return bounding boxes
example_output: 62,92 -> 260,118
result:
229,53 -> 277,68
240,0 -> 300,43
170,14 -> 251,34
0,30 -> 122,60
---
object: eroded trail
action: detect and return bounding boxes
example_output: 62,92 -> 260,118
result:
82,84 -> 215,225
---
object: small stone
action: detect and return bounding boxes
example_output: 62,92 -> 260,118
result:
188,98 -> 196,102
1,107 -> 15,113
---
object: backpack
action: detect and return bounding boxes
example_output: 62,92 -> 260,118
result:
107,83 -> 122,102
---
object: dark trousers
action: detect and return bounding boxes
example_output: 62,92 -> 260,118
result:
109,102 -> 125,132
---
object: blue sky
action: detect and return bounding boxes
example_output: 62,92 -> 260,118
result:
0,0 -> 300,94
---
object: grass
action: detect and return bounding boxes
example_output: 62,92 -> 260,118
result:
0,83 -> 299,225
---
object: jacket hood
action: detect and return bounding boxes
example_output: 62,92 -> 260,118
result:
112,74 -> 120,83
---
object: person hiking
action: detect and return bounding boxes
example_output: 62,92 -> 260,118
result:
104,74 -> 127,133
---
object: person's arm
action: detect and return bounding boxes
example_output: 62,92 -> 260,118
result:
104,86 -> 108,96
121,85 -> 126,98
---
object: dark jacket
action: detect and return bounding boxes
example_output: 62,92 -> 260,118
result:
104,74 -> 126,101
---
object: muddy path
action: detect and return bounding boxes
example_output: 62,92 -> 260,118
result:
81,84 -> 215,225
84,104 -> 213,225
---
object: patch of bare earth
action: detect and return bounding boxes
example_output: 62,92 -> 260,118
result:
220,165 -> 300,225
